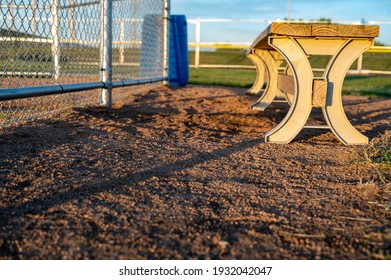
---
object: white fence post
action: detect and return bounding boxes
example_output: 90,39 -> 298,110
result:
51,0 -> 60,80
99,0 -> 113,108
195,17 -> 201,68
32,0 -> 37,33
119,19 -> 125,65
70,0 -> 76,42
163,0 -> 171,83
9,0 -> 15,31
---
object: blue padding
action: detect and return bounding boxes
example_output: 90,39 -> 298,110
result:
169,15 -> 189,87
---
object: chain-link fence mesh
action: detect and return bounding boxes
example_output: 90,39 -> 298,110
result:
0,0 -> 168,127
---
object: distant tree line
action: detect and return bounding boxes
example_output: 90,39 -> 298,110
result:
283,17 -> 332,23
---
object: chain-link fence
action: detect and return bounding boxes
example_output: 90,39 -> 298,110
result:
0,0 -> 169,127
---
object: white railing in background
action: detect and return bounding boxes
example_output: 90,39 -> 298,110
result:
187,18 -> 391,75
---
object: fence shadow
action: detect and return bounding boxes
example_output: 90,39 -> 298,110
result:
0,137 -> 261,225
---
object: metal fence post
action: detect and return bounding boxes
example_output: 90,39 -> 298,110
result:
51,0 -> 60,80
70,0 -> 76,43
119,19 -> 125,65
9,0 -> 15,31
163,0 -> 171,83
32,0 -> 37,33
131,0 -> 138,57
99,0 -> 113,108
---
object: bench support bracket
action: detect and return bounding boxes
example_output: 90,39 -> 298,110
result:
264,37 -> 314,143
322,39 -> 373,145
247,52 -> 266,95
247,50 -> 285,111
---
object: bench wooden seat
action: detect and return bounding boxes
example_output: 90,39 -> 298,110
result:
247,23 -> 379,145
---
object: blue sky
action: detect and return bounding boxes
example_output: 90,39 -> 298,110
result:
171,0 -> 391,45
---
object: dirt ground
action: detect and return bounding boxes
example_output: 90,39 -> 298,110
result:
0,85 -> 390,260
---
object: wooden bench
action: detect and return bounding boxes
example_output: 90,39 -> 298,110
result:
247,23 -> 379,145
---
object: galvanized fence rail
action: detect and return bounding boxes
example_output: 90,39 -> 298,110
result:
0,0 -> 170,127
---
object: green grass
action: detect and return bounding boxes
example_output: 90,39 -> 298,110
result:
188,49 -> 391,97
0,41 -> 140,76
365,131 -> 391,170
342,76 -> 391,97
189,50 -> 391,71
190,68 -> 391,97
189,50 -> 252,66
357,130 -> 391,187
190,68 -> 257,88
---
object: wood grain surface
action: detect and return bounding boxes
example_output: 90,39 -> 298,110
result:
249,23 -> 379,51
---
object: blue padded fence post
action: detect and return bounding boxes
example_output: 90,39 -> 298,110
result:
169,15 -> 189,86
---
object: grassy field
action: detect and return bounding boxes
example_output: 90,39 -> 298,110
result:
188,49 -> 391,71
189,68 -> 391,97
190,68 -> 256,88
343,76 -> 391,97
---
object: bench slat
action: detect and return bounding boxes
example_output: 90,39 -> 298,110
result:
248,23 -> 379,52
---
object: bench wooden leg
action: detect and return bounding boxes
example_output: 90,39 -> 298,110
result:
247,52 -> 266,95
250,49 -> 284,111
322,39 -> 372,145
264,37 -> 313,143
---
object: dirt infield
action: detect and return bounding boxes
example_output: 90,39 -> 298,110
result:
0,85 -> 390,259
